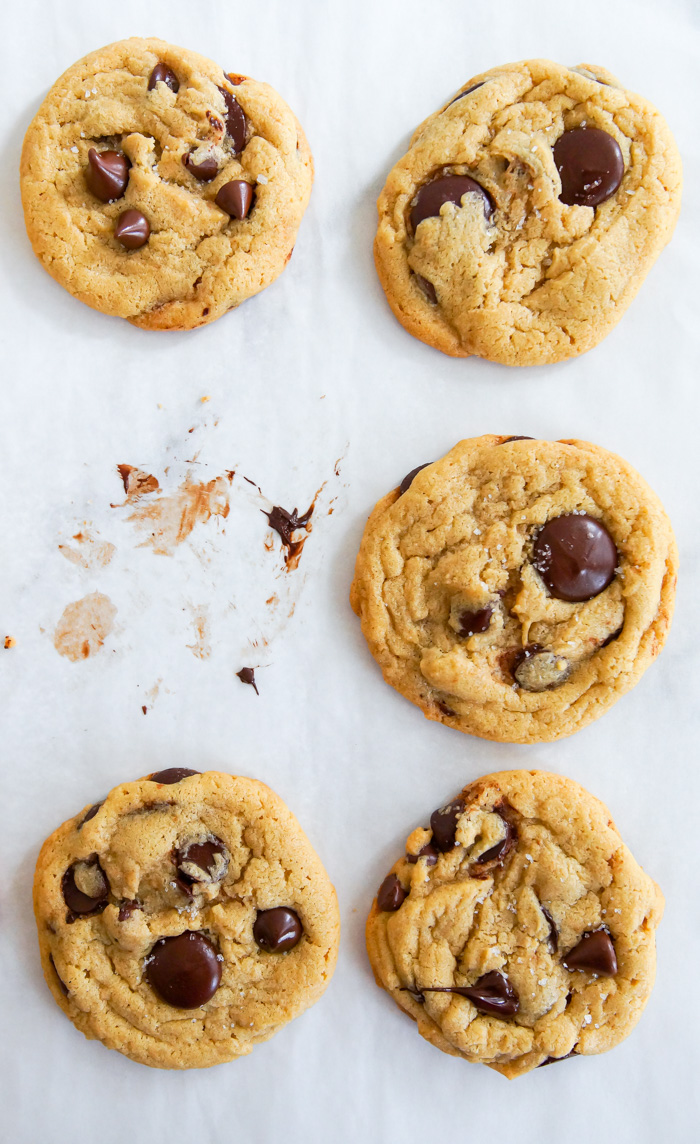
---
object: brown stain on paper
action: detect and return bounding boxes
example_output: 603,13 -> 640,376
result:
53,592 -> 117,662
116,465 -> 161,502
59,531 -> 116,571
187,606 -> 211,659
124,476 -> 230,555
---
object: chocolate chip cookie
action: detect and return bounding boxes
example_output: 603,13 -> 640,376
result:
350,436 -> 676,743
366,769 -> 664,1078
33,769 -> 339,1068
20,37 -> 313,329
374,60 -> 682,365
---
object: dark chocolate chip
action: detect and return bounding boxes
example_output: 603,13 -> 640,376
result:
215,179 -> 254,219
532,514 -> 618,602
602,624 -> 624,647
538,1049 -> 578,1067
472,810 -> 515,867
149,768 -> 201,784
86,148 -> 129,202
446,81 -> 485,107
423,971 -> 519,1018
399,463 -> 431,496
553,127 -> 624,208
218,87 -> 247,154
80,801 -> 103,826
541,906 -> 558,952
407,842 -> 438,867
146,932 -> 222,1008
377,874 -> 407,912
236,667 -> 259,694
562,929 -> 617,976
118,899 -> 142,922
430,797 -> 466,853
147,63 -> 179,93
62,857 -> 109,915
49,955 -> 69,996
115,209 -> 150,250
410,174 -> 494,231
414,274 -> 438,303
456,605 -> 493,637
499,436 -> 534,444
183,152 -> 219,181
176,838 -> 229,885
253,907 -> 303,952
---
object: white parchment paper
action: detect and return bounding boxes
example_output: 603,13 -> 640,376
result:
1,1 -> 699,1140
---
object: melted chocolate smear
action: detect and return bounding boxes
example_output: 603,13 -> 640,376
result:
422,971 -> 519,1018
49,955 -> 69,996
118,899 -> 142,922
400,987 -> 426,1003
499,436 -> 534,444
263,504 -> 314,568
541,906 -> 558,952
538,1049 -> 578,1068
446,81 -> 485,106
472,808 -> 516,868
236,667 -> 259,695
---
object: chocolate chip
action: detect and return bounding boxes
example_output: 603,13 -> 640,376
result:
423,971 -> 519,1018
532,514 -> 618,602
410,174 -> 494,232
218,87 -> 247,154
377,874 -> 407,912
407,843 -> 438,866
115,209 -> 150,250
86,148 -> 129,202
147,63 -> 179,93
562,928 -> 617,976
538,1049 -> 578,1067
399,463 -> 431,495
118,899 -> 142,922
436,700 -> 456,717
446,81 -> 485,107
49,955 -> 69,996
62,857 -> 109,915
253,907 -> 303,952
499,436 -> 534,444
514,649 -> 571,692
456,605 -> 493,637
602,624 -> 624,647
553,127 -> 624,207
264,504 -> 313,548
183,152 -> 219,181
430,797 -> 465,852
236,667 -> 259,694
414,274 -> 438,303
176,838 -> 229,885
215,179 -> 254,219
401,987 -> 426,1003
149,768 -> 201,784
80,801 -> 103,826
146,932 -> 222,1008
472,809 -> 515,867
541,906 -> 558,952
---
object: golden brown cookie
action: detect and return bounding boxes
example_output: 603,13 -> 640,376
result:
374,60 -> 682,364
20,37 -> 313,329
350,435 -> 677,743
366,769 -> 664,1078
34,768 -> 339,1068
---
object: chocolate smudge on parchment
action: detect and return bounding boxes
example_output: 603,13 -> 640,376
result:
187,606 -> 211,660
116,465 -> 160,502
53,592 -> 117,662
58,531 -> 116,571
118,474 -> 230,556
263,504 -> 314,572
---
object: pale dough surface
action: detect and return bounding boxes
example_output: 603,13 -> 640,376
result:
34,770 -> 339,1069
20,37 -> 313,329
374,59 -> 682,365
350,435 -> 677,743
366,769 -> 664,1078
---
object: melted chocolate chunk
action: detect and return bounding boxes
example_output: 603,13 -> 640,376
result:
115,209 -> 150,250
514,650 -> 571,692
472,809 -> 515,867
399,463 -> 431,496
436,700 -> 456,717
253,907 -> 303,952
176,838 -> 229,885
118,899 -> 142,922
147,63 -> 179,93
532,514 -> 618,602
62,857 -> 109,915
456,605 -> 493,637
563,928 -> 617,976
446,81 -> 485,107
80,801 -> 103,827
215,179 -> 254,219
407,842 -> 438,867
410,173 -> 494,231
49,955 -> 70,996
264,504 -> 313,546
553,127 -> 624,207
414,274 -> 438,303
377,874 -> 407,912
430,797 -> 466,852
146,932 -> 222,1008
541,906 -> 558,952
602,624 -> 624,647
401,987 -> 426,1003
423,971 -> 519,1018
499,436 -> 534,444
236,667 -> 259,694
86,149 -> 129,201
183,152 -> 219,181
538,1049 -> 578,1067
218,87 -> 247,153
149,768 -> 200,784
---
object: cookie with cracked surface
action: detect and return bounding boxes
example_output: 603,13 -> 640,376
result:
34,769 -> 339,1068
20,37 -> 313,329
366,769 -> 664,1078
374,59 -> 681,365
350,435 -> 676,743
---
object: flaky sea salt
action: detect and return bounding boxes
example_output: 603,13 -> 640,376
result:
257,173 -> 269,184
